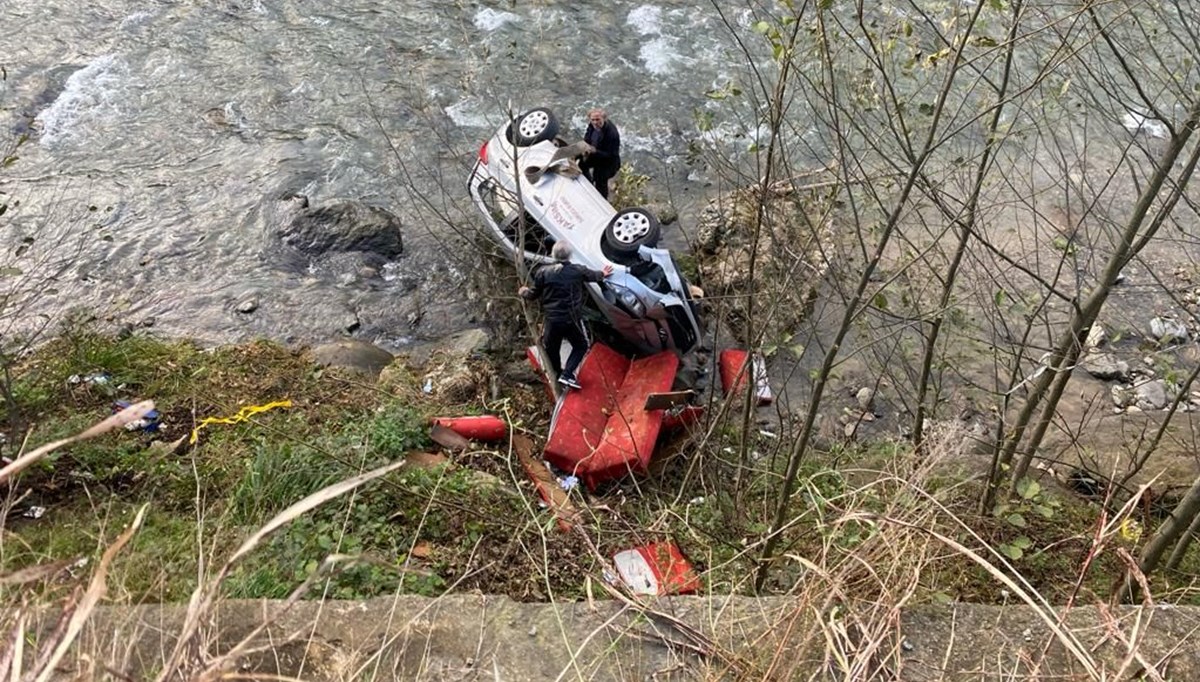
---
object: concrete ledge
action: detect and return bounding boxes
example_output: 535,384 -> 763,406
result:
47,596 -> 1200,680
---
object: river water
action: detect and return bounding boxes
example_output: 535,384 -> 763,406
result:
0,0 -> 765,349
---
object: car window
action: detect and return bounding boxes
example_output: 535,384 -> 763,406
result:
481,179 -> 553,258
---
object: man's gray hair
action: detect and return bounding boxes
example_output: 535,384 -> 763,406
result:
551,242 -> 573,262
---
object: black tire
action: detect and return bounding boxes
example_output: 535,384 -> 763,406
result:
604,208 -> 661,253
505,107 -> 560,147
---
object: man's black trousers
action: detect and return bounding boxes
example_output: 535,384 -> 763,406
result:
543,319 -> 589,379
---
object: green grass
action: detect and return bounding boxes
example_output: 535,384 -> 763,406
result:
5,328 -> 1199,608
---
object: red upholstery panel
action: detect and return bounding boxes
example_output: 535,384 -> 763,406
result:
579,351 -> 678,489
543,343 -> 629,476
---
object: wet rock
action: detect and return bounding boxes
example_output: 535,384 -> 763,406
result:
445,328 -> 491,357
1111,384 -> 1136,408
278,200 -> 404,258
856,386 -> 876,411
645,202 -> 678,225
1149,316 -> 1189,344
237,298 -> 259,314
1134,379 -> 1171,411
1081,352 -> 1129,381
310,339 -> 394,379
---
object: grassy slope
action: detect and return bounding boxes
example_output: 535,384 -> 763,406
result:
2,328 -> 1197,608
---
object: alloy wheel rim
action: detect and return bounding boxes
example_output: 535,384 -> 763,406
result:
518,111 -> 550,138
612,213 -> 650,243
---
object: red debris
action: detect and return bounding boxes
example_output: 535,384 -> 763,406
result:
430,415 -> 507,442
612,542 -> 700,596
718,349 -> 773,406
543,343 -> 678,489
661,405 -> 705,432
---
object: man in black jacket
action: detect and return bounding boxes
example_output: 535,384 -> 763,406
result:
580,108 -> 621,199
519,242 -> 613,389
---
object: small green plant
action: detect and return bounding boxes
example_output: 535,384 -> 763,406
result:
611,164 -> 650,211
994,478 -> 1061,560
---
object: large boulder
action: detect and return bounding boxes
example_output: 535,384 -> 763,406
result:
278,200 -> 404,258
309,339 -> 395,379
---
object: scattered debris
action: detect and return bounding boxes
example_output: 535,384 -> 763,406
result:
69,373 -> 111,386
514,433 -> 580,532
543,343 -> 678,490
189,399 -> 292,445
23,506 -> 46,519
1149,316 -> 1189,344
718,350 -> 772,405
431,415 -> 507,442
643,390 -> 695,411
430,422 -> 472,452
612,542 -> 700,596
661,404 -> 705,432
113,400 -> 161,433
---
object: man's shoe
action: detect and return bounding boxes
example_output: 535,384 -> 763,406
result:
558,375 -> 583,390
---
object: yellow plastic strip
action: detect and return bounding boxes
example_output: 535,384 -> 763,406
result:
189,399 -> 293,445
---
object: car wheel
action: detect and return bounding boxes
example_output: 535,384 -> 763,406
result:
506,108 -> 560,147
604,208 -> 661,253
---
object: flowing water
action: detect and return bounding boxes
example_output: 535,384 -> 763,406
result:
0,0 -> 763,348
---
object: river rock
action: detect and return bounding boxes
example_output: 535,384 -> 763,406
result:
278,200 -> 404,258
1149,316 -> 1189,344
309,339 -> 395,378
1085,323 -> 1107,350
855,386 -> 876,411
1080,352 -> 1128,381
1134,379 -> 1171,410
1111,384 -> 1136,408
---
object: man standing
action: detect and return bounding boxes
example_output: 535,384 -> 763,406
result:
519,242 -> 613,389
580,108 -> 621,200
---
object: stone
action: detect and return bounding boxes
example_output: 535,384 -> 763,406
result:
1134,379 -> 1170,411
1111,384 -> 1136,408
1080,352 -> 1129,381
856,386 -> 876,411
237,298 -> 259,314
443,328 -> 491,358
278,200 -> 404,258
1149,316 -> 1189,344
1085,323 -> 1107,350
310,340 -> 395,379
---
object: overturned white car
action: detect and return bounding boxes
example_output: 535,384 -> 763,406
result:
467,107 -> 703,356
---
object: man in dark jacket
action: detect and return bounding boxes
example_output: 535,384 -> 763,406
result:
519,242 -> 613,389
580,108 -> 621,199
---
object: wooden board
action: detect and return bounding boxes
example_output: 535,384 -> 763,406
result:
643,390 -> 695,411
514,433 -> 580,532
430,423 -> 472,452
